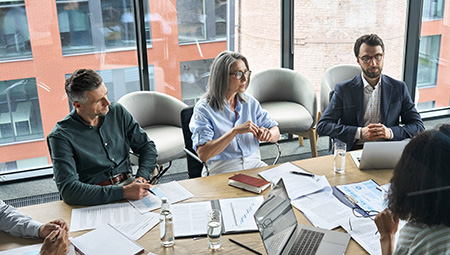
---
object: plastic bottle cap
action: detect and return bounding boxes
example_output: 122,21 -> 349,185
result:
161,197 -> 168,203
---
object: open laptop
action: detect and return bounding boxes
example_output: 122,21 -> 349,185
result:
350,140 -> 409,170
253,179 -> 350,255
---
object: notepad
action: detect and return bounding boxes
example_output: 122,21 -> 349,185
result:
71,224 -> 144,255
228,173 -> 271,193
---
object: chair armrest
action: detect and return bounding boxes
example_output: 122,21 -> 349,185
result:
183,147 -> 202,164
273,143 -> 281,165
183,147 -> 210,176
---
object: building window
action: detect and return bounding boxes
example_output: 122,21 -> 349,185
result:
417,100 -> 436,111
56,0 -> 152,55
0,1 -> 32,61
422,0 -> 445,21
98,66 -> 155,102
0,78 -> 44,144
180,59 -> 213,105
417,35 -> 441,88
66,66 -> 155,111
177,0 -> 227,44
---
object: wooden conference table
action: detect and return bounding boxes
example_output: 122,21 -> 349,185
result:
0,153 -> 393,254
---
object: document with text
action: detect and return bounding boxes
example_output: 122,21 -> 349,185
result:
71,224 -> 144,255
171,196 -> 264,238
70,202 -> 140,232
292,188 -> 352,230
259,162 -> 331,199
128,181 -> 194,213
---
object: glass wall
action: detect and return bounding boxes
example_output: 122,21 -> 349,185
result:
2,0 -> 445,177
292,1 -> 407,97
417,0 -> 450,111
0,0 -> 227,176
0,0 -> 145,174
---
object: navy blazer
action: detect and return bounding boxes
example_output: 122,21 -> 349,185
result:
317,74 -> 424,150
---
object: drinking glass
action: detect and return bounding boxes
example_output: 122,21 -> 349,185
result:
206,209 -> 222,250
334,142 -> 346,173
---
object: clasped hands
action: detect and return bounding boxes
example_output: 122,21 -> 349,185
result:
235,120 -> 274,142
39,219 -> 70,255
361,123 -> 391,141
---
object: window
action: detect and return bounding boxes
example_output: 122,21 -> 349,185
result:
177,0 -> 227,44
180,59 -> 213,105
417,0 -> 450,111
56,0 -> 151,55
422,0 -> 445,21
0,78 -> 44,144
0,1 -> 32,61
67,67 -> 154,111
293,1 -> 407,93
417,100 -> 435,111
235,0 -> 281,73
417,35 -> 440,88
98,66 -> 155,102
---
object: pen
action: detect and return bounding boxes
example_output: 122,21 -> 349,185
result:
136,180 -> 156,196
229,238 -> 262,255
290,171 -> 315,177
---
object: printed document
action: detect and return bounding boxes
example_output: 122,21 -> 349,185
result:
0,242 -> 76,255
292,189 -> 352,230
71,224 -> 144,255
336,179 -> 382,212
128,181 -> 194,213
171,196 -> 264,237
259,162 -> 331,199
70,202 -> 140,232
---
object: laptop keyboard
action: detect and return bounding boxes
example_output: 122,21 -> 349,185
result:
289,229 -> 324,255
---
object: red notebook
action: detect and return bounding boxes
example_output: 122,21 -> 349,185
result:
228,173 -> 271,194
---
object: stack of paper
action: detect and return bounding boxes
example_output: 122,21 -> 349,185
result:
70,181 -> 194,241
71,224 -> 144,255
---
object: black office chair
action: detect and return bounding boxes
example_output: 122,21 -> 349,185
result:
181,106 -> 207,178
181,106 -> 281,178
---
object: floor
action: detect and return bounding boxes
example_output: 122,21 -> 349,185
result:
1,116 -> 448,207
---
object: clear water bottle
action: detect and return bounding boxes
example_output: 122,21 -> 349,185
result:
159,197 -> 175,247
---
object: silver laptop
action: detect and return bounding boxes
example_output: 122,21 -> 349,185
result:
350,140 -> 409,170
254,179 -> 350,255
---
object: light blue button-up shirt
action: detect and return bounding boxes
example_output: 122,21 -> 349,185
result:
189,93 -> 278,162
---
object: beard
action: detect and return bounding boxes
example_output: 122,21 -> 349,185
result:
362,66 -> 382,79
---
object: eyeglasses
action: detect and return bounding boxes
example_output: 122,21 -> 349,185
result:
359,53 -> 384,63
352,207 -> 379,220
229,70 -> 251,80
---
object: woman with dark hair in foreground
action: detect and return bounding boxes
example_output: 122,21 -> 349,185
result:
374,124 -> 450,255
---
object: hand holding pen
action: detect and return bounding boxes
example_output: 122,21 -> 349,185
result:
136,179 -> 157,196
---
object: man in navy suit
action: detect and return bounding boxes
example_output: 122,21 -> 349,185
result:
317,34 -> 424,151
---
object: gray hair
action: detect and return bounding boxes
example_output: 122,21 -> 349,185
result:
65,69 -> 103,103
205,51 -> 249,111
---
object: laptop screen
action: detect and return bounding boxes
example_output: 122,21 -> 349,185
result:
254,179 -> 297,255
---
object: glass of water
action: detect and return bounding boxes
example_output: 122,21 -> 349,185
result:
334,142 -> 346,173
206,209 -> 222,250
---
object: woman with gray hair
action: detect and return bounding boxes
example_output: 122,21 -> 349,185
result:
189,51 -> 280,176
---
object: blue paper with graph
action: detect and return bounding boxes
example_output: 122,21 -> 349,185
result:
332,179 -> 383,217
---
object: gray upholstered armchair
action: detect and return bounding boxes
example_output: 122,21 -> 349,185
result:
320,64 -> 361,114
118,91 -> 188,180
247,68 -> 318,157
